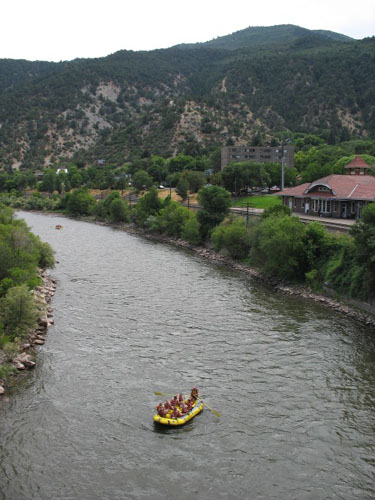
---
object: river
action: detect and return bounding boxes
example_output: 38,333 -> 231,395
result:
0,211 -> 374,500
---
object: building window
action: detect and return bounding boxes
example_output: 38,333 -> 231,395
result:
318,200 -> 332,213
294,198 -> 297,208
312,199 -> 318,211
351,202 -> 356,213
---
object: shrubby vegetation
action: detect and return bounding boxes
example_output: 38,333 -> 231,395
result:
0,204 -> 55,366
2,154 -> 375,305
211,217 -> 251,259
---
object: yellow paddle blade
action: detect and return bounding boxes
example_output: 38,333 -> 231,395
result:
200,398 -> 221,418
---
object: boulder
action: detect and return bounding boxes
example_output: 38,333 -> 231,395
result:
38,317 -> 49,327
13,361 -> 25,370
33,339 -> 45,345
0,385 -> 4,395
24,359 -> 36,368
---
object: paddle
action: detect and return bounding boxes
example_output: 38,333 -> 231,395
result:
154,392 -> 221,418
199,398 -> 221,418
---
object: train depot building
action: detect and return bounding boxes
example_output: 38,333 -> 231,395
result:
278,157 -> 375,219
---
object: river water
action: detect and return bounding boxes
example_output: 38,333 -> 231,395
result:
0,211 -> 374,500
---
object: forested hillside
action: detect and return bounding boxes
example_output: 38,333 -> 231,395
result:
0,25 -> 374,170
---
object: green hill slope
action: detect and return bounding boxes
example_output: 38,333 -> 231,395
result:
0,25 -> 373,170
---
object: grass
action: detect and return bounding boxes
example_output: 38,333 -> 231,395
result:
232,195 -> 282,209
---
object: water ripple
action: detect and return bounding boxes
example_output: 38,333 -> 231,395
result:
0,211 -> 374,500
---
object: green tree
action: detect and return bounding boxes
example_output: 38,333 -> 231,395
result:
176,177 -> 189,200
167,154 -> 195,173
148,201 -> 189,237
70,172 -> 83,188
131,187 -> 162,227
197,185 -> 231,238
264,162 -> 297,187
349,203 -> 375,298
249,215 -> 306,280
183,170 -> 206,193
39,169 -> 56,193
221,162 -> 270,194
66,188 -> 96,216
109,198 -> 130,222
132,170 -> 153,192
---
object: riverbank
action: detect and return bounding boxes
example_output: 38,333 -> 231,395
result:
115,222 -> 375,328
0,271 -> 56,397
36,211 -> 375,327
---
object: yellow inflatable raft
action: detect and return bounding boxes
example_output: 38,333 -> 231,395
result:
153,398 -> 203,426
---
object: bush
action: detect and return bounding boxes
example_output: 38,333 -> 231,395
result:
0,364 -> 17,381
131,187 -> 162,227
31,234 -> 55,269
262,204 -> 291,219
66,188 -> 96,216
0,285 -> 38,339
181,216 -> 201,245
109,198 -> 130,222
211,218 -> 251,259
147,201 -> 190,237
249,215 -> 307,280
3,340 -> 20,361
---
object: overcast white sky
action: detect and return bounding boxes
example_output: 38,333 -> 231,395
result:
1,0 -> 374,62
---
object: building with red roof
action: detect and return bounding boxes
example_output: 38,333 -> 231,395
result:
345,155 -> 373,175
278,174 -> 375,219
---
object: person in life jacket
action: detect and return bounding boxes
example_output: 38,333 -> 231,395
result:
164,400 -> 171,410
180,403 -> 188,415
157,404 -> 167,417
172,407 -> 182,418
191,386 -> 198,399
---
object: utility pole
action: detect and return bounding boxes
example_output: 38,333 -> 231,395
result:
280,139 -> 292,191
281,152 -> 285,191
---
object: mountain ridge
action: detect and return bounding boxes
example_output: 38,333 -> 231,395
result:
0,25 -> 373,170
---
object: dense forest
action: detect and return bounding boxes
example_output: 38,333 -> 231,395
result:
0,25 -> 374,170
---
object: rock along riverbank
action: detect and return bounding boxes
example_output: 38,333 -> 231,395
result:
0,271 -> 56,397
